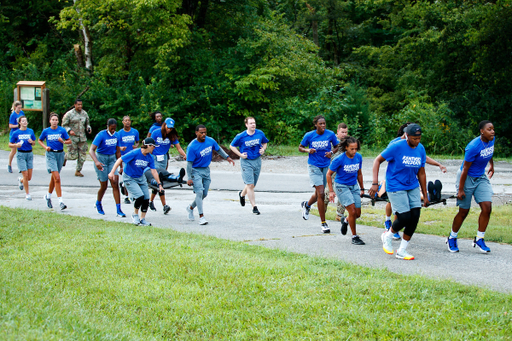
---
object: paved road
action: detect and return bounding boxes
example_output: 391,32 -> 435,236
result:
1,150 -> 512,293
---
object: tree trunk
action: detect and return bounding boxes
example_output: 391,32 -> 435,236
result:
73,0 -> 93,71
306,4 -> 318,46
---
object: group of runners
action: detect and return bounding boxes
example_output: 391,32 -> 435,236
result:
8,101 -> 496,259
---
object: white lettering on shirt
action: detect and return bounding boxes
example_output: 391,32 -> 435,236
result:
402,156 -> 422,167
311,140 -> 329,149
200,146 -> 212,157
343,164 -> 360,173
135,159 -> 149,167
156,137 -> 170,145
480,146 -> 494,158
105,138 -> 118,146
122,135 -> 135,143
244,139 -> 260,147
18,134 -> 31,141
47,134 -> 62,141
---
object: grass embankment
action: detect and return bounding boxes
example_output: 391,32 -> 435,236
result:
1,207 -> 511,339
319,204 -> 512,244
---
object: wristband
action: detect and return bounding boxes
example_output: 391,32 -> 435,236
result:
372,183 -> 379,186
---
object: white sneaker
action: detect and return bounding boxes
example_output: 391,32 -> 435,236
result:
18,177 -> 23,190
132,213 -> 140,225
199,216 -> 208,225
186,206 -> 195,221
25,194 -> 32,201
396,248 -> 415,260
381,232 -> 394,255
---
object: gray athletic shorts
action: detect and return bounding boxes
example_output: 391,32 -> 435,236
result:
95,153 -> 118,182
241,157 -> 262,185
16,151 -> 33,172
308,164 -> 328,188
387,187 -> 421,214
123,173 -> 149,200
192,167 -> 211,195
152,153 -> 168,170
455,169 -> 493,209
334,183 -> 361,208
46,151 -> 65,173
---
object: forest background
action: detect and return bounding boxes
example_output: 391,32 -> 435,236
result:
0,0 -> 510,156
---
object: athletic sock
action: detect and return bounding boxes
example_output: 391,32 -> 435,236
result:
344,218 -> 348,223
58,197 -> 63,204
96,200 -> 101,206
384,230 -> 393,240
385,216 -> 391,221
116,203 -> 121,210
47,192 -> 52,199
450,231 -> 458,239
321,221 -> 326,224
476,231 -> 485,241
352,234 -> 358,238
399,239 -> 409,251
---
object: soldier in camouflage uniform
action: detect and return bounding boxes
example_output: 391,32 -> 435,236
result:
62,99 -> 91,177
324,123 -> 348,220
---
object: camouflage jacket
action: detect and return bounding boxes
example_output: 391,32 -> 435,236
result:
62,108 -> 91,143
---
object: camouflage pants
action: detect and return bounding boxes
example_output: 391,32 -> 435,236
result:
66,141 -> 88,172
324,176 -> 346,217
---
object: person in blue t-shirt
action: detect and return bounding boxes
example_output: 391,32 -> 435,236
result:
230,117 -> 269,215
89,118 -> 124,217
38,113 -> 72,210
9,116 -> 36,200
326,136 -> 365,245
448,120 -> 495,254
369,124 -> 429,260
149,117 -> 186,213
146,111 -> 163,137
118,115 -> 140,204
109,138 -> 164,226
7,101 -> 25,173
186,125 -> 235,225
299,115 -> 339,233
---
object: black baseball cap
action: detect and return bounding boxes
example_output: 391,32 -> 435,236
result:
143,137 -> 160,147
404,123 -> 422,136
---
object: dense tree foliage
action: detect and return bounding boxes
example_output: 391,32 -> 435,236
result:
1,0 -> 510,154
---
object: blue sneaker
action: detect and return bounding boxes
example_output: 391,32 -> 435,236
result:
392,232 -> 401,240
384,220 -> 392,231
95,201 -> 105,215
116,204 -> 126,217
446,237 -> 459,253
473,237 -> 490,253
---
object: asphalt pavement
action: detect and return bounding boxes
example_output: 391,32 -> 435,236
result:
1,150 -> 512,293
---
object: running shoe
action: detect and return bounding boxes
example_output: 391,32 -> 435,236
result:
199,216 -> 208,225
139,218 -> 152,226
239,191 -> 245,207
352,235 -> 365,245
301,201 -> 310,220
396,249 -> 415,260
384,220 -> 392,231
116,205 -> 126,217
18,177 -> 23,190
8,165 -> 12,173
392,232 -> 401,241
252,206 -> 260,215
95,201 -> 105,215
427,180 -> 435,201
26,194 -> 32,201
341,219 -> 348,235
149,201 -> 157,211
186,206 -> 195,221
446,237 -> 459,253
44,194 -> 53,209
124,197 -> 131,204
321,222 -> 330,234
434,179 -> 443,202
178,168 -> 186,183
132,213 -> 140,225
163,205 -> 171,214
60,202 -> 67,211
473,237 -> 491,253
381,232 -> 394,255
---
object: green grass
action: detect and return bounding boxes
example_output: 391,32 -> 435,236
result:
1,207 -> 511,339
318,203 -> 512,244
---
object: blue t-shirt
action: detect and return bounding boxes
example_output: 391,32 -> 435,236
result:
39,126 -> 69,151
187,136 -> 220,168
149,123 -> 162,135
9,128 -> 36,152
9,111 -> 25,135
387,137 -> 402,147
460,136 -> 495,178
122,149 -> 155,178
151,129 -> 178,156
381,139 -> 426,192
118,128 -> 140,155
92,130 -> 119,155
230,129 -> 269,160
329,152 -> 363,186
300,130 -> 339,168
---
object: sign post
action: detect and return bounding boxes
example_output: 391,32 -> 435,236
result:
15,81 -> 48,128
